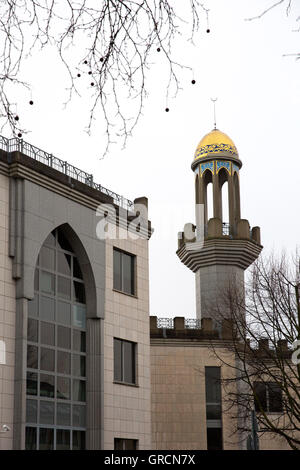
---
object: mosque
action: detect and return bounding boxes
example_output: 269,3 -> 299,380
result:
0,127 -> 293,450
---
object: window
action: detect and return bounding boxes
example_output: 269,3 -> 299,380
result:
114,338 -> 136,385
114,438 -> 138,450
254,382 -> 283,413
205,367 -> 222,450
25,227 -> 87,450
113,249 -> 135,295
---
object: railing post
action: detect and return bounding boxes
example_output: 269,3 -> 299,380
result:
49,154 -> 53,167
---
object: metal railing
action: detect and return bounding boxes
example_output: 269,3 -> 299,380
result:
0,135 -> 134,211
222,222 -> 230,236
155,318 -> 201,329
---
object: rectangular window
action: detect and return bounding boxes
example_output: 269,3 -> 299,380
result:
114,438 -> 138,450
113,249 -> 135,296
254,382 -> 283,413
205,366 -> 222,450
114,338 -> 136,385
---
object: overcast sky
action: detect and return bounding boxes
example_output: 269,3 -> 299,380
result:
4,0 -> 300,318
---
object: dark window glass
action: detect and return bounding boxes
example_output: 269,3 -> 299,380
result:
73,305 -> 86,329
58,276 -> 71,299
28,295 -> 38,318
114,438 -> 138,450
58,251 -> 71,276
73,281 -> 86,303
26,399 -> 37,423
206,404 -> 222,420
40,374 -> 55,398
40,271 -> 55,295
27,318 -> 38,343
73,355 -> 86,377
40,296 -> 55,321
41,322 -> 55,346
39,246 -> 55,271
27,345 -> 38,369
56,429 -> 70,450
25,427 -> 37,450
73,405 -> 85,428
40,401 -> 54,425
73,330 -> 86,352
205,367 -> 221,404
207,428 -> 223,450
39,428 -> 54,450
57,377 -> 71,400
123,341 -> 135,384
57,351 -> 71,375
40,347 -> 55,372
268,383 -> 283,412
27,372 -> 38,396
113,250 -> 122,291
72,430 -> 85,450
73,258 -> 83,279
73,380 -> 86,402
57,301 -> 71,325
114,339 -> 122,382
34,268 -> 39,291
57,230 -> 73,252
58,326 -> 71,350
254,382 -> 267,412
57,403 -> 71,426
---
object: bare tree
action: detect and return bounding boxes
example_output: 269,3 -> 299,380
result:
211,252 -> 300,450
0,1 -> 209,155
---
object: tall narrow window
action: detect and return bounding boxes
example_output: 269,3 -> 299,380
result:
114,338 -> 136,385
205,366 -> 223,450
25,227 -> 87,450
113,248 -> 135,296
254,382 -> 282,413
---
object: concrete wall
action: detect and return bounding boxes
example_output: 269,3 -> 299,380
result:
103,225 -> 151,449
0,173 -> 15,450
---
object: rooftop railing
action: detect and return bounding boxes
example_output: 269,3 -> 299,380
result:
155,317 -> 201,329
0,135 -> 134,211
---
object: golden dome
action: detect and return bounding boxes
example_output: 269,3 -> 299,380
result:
194,129 -> 239,161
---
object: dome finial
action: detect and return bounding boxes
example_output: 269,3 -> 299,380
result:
211,97 -> 217,130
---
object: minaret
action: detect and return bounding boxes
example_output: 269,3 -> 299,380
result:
177,128 -> 263,324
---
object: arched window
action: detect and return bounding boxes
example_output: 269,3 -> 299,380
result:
203,169 -> 213,222
25,227 -> 86,450
218,168 -> 229,225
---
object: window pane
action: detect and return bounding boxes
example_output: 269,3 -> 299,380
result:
27,318 -> 38,343
34,268 -> 39,291
26,399 -> 37,423
44,232 -> 56,247
28,295 -> 38,318
27,345 -> 38,369
40,401 -> 54,425
205,367 -> 221,403
40,347 -> 55,372
73,380 -> 86,402
57,403 -> 71,426
58,326 -> 71,350
40,296 -> 55,321
73,305 -> 86,329
207,428 -> 223,450
56,429 -> 70,450
73,355 -> 86,377
41,322 -> 55,346
206,404 -> 222,420
73,281 -> 86,304
72,405 -> 86,428
73,330 -> 86,352
27,372 -> 38,396
114,339 -> 122,382
57,377 -> 71,400
57,301 -> 71,325
25,427 -> 37,450
123,253 -> 134,295
268,383 -> 283,412
73,257 -> 83,279
39,428 -> 54,450
254,382 -> 267,412
72,431 -> 85,450
123,341 -> 135,384
57,230 -> 73,252
125,439 -> 138,450
40,374 -> 55,398
113,249 -> 122,291
58,251 -> 71,276
57,351 -> 71,375
58,276 -> 71,299
40,271 -> 55,295
39,246 -> 55,271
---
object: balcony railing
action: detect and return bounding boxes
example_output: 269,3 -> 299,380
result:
156,318 -> 201,329
0,135 -> 134,211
